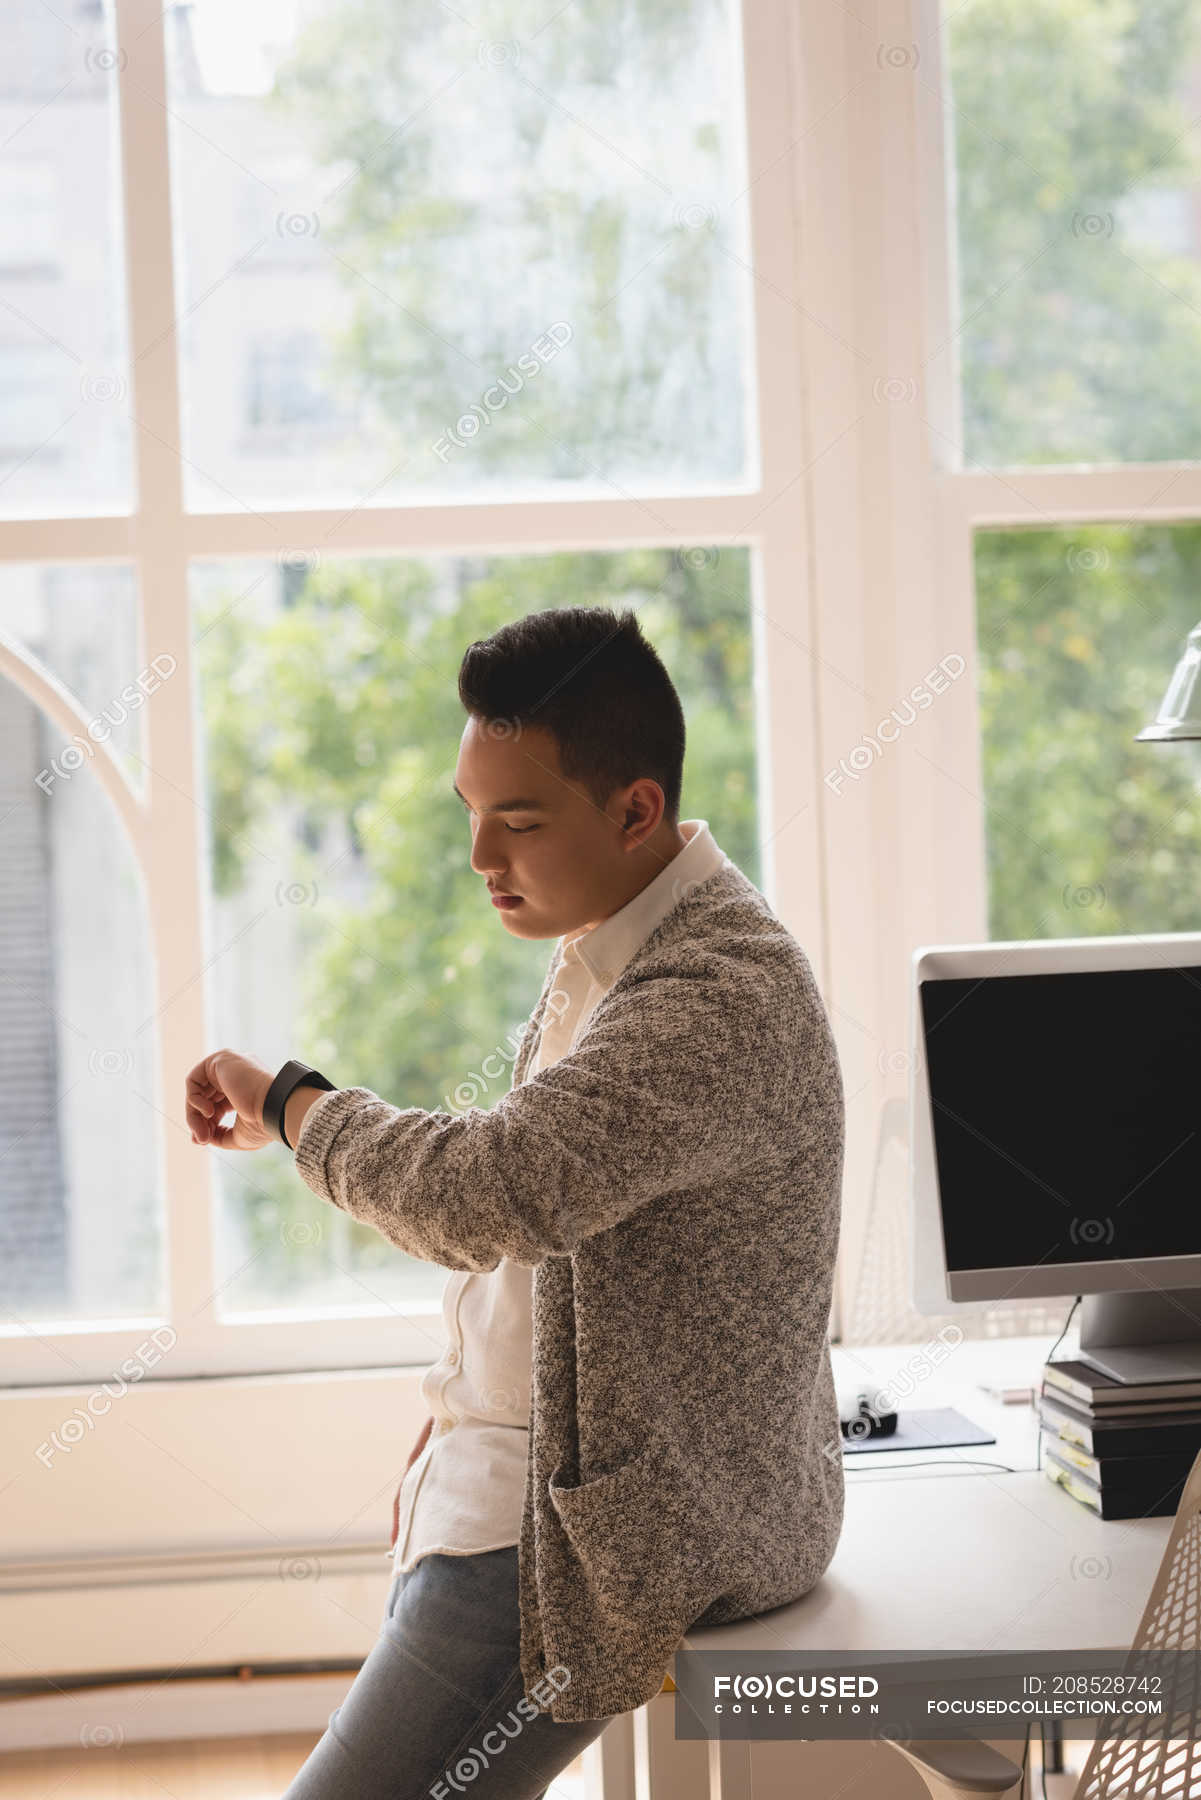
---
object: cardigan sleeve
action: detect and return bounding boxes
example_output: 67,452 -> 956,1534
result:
291,967 -> 807,1271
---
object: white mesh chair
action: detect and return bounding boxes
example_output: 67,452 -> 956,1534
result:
884,1444 -> 1201,1799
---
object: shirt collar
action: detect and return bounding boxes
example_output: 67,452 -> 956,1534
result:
558,819 -> 728,989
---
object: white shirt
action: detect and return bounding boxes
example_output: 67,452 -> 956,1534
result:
391,818 -> 729,1571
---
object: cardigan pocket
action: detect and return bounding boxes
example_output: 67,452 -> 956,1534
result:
547,1429 -> 716,1624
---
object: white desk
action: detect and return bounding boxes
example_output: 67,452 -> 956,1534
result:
593,1337 -> 1175,1800
691,1335 -> 1173,1654
687,1462 -> 1171,1657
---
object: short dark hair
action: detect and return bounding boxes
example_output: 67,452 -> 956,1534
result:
458,605 -> 686,820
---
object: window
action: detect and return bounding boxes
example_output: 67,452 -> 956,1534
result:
947,5 -> 1201,469
0,160 -> 60,271
0,564 -> 158,1324
0,347 -> 71,458
832,0 -> 1201,1346
10,0 -> 1163,1382
949,7 -> 1201,949
2,0 -> 806,1388
243,329 -> 344,434
0,3 -> 132,514
163,0 -> 755,509
976,524 -> 1201,943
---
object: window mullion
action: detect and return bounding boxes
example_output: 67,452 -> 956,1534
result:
114,0 -> 216,1341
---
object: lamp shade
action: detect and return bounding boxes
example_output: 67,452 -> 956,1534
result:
1137,621 -> 1201,741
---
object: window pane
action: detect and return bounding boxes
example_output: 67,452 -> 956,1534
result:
192,548 -> 757,1313
976,523 -> 1201,938
945,3 -> 1201,466
0,563 -> 146,794
165,0 -> 753,511
0,673 -> 161,1324
0,3 -> 133,515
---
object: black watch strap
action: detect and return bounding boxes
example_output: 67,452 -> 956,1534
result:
264,1059 -> 337,1150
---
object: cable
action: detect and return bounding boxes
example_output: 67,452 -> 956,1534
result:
844,1457 -> 1019,1474
1044,1295 -> 1082,1370
1036,1295 -> 1082,1472
1039,1714 -> 1049,1799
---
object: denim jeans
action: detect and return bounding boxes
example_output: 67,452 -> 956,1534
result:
280,1544 -> 616,1800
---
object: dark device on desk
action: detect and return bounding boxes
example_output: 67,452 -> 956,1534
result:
840,1394 -> 898,1441
837,1395 -> 997,1455
912,934 -> 1201,1386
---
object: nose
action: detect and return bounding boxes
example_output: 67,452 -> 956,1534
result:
468,818 -> 508,879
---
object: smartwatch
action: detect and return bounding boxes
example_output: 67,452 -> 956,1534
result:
263,1058 -> 337,1150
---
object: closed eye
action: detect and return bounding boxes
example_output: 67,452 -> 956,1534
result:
504,823 -> 540,834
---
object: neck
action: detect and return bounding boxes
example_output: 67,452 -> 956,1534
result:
573,819 -> 691,937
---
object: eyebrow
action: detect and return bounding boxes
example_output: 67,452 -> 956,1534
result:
452,782 -> 548,814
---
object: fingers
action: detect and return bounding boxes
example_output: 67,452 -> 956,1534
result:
186,1089 -> 228,1140
189,1108 -> 220,1145
186,1051 -> 270,1151
186,1070 -> 231,1145
185,1055 -> 225,1137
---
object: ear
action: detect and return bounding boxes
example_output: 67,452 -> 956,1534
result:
619,777 -> 666,846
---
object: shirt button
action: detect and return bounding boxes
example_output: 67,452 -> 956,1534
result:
438,1419 -> 453,1434
446,1349 -> 459,1364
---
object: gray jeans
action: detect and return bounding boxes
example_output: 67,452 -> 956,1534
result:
281,1545 -> 615,1799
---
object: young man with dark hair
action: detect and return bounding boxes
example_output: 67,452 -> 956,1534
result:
186,604 -> 845,1800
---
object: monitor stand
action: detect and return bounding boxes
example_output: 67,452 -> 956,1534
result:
1078,1288 -> 1201,1385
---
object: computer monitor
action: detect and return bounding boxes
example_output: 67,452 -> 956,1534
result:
910,931 -> 1201,1382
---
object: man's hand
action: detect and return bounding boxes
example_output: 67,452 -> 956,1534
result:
186,1049 -> 275,1151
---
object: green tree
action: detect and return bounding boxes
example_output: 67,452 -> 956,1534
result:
269,0 -> 745,486
978,525 -> 1201,940
948,1 -> 1201,940
950,0 -> 1201,464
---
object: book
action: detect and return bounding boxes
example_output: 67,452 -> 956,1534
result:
1042,1390 -> 1201,1421
1039,1390 -> 1201,1459
1044,1357 -> 1201,1408
1039,1429 -> 1198,1489
1043,1442 -> 1188,1520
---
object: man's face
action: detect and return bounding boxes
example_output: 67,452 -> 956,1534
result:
453,716 -> 635,939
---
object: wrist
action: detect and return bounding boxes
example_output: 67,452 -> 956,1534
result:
253,1069 -> 273,1127
263,1058 -> 337,1149
284,1082 -> 330,1151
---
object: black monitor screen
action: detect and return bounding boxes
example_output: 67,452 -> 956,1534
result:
920,964 -> 1201,1272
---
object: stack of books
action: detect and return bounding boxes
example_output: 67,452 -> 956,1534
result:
1040,1358 -> 1201,1519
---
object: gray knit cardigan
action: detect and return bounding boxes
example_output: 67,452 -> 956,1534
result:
293,859 -> 845,1723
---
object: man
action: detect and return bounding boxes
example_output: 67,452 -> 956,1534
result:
186,604 -> 845,1800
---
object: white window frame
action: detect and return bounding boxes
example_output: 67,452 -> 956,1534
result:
804,0 -> 1201,1331
8,0 -> 1166,1392
0,0 -> 844,1387
10,0 -> 1176,1687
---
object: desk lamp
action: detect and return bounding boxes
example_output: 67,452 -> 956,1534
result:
1138,622 -> 1201,739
